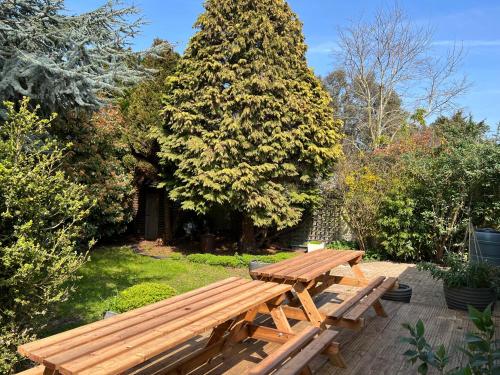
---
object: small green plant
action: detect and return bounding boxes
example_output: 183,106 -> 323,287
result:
363,248 -> 384,261
106,283 -> 177,313
402,304 -> 500,374
326,240 -> 358,250
418,253 -> 499,288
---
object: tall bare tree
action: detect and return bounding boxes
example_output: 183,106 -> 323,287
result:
333,5 -> 470,150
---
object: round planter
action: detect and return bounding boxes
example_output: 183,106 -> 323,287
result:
470,228 -> 500,266
443,285 -> 496,311
248,260 -> 270,272
248,260 -> 270,279
381,283 -> 412,303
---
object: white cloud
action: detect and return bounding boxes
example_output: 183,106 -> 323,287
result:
432,40 -> 500,47
308,41 -> 340,54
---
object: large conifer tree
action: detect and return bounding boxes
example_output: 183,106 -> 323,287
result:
159,0 -> 342,249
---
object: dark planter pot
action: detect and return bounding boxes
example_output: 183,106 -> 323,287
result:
248,260 -> 270,279
381,283 -> 412,303
248,260 -> 269,271
443,285 -> 496,311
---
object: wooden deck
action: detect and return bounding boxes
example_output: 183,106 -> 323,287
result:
129,262 -> 500,375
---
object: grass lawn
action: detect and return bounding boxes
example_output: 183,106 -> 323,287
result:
53,246 -> 250,332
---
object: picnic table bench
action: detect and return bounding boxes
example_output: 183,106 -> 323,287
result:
250,249 -> 397,331
18,277 -> 298,375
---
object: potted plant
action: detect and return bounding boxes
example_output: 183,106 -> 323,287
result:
419,253 -> 499,311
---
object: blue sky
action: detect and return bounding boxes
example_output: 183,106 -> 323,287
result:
66,0 -> 500,129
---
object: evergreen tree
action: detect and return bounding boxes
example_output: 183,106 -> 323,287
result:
159,0 -> 342,249
0,0 -> 146,117
121,40 -> 179,185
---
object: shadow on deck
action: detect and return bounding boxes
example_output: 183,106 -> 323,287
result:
129,262 -> 499,375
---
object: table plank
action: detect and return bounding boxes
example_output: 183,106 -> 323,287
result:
251,250 -> 364,283
293,251 -> 364,282
62,284 -> 292,375
268,251 -> 341,279
273,251 -> 353,280
43,281 -> 274,370
19,277 -> 242,360
250,250 -> 331,278
34,278 -> 253,361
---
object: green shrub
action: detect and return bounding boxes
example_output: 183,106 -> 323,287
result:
185,252 -> 297,268
377,192 -> 423,261
418,253 -> 500,289
363,249 -> 384,261
186,253 -> 245,267
0,99 -> 92,373
107,283 -> 177,313
326,240 -> 358,250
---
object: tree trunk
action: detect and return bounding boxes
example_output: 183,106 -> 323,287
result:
240,214 -> 256,252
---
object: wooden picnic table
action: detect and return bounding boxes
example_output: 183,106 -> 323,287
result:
17,277 -> 295,375
250,249 -> 397,331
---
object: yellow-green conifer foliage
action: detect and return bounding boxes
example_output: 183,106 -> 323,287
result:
159,0 -> 342,246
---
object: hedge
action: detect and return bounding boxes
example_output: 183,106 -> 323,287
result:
106,282 -> 177,313
184,252 -> 297,268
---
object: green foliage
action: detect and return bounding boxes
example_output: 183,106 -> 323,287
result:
106,282 -> 177,313
362,248 -> 384,261
377,192 -> 423,260
402,304 -> 500,374
158,0 -> 342,240
326,240 -> 358,250
337,160 -> 390,252
335,112 -> 500,261
121,40 -> 180,184
0,0 -> 160,241
67,107 -> 135,239
401,113 -> 500,259
418,254 -> 499,289
0,99 -> 91,373
0,0 -> 147,117
185,252 -> 297,268
402,319 -> 449,374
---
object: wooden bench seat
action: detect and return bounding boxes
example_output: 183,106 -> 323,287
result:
15,365 -> 44,375
325,276 -> 397,322
249,327 -> 342,375
274,329 -> 342,375
248,326 -> 320,375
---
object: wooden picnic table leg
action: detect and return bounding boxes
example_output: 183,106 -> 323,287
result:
43,367 -> 60,375
294,281 -> 325,328
163,308 -> 261,374
324,342 -> 347,368
267,303 -> 293,334
348,255 -> 387,318
206,319 -> 233,347
221,307 -> 259,356
348,255 -> 367,281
